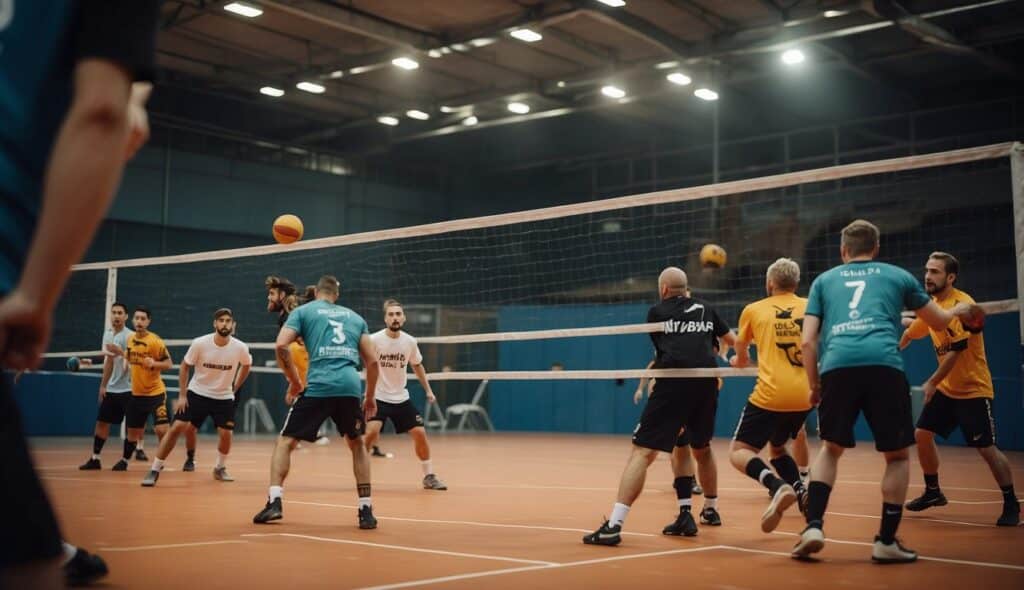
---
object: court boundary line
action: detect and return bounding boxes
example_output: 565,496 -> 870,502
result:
99,540 -> 250,552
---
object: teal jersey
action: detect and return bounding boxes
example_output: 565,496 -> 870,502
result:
284,300 -> 368,398
806,260 -> 930,374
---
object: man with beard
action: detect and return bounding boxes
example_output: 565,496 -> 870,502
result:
141,308 -> 252,486
899,252 -> 1018,526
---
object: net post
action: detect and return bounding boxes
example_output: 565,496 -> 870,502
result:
104,267 -> 117,333
1011,143 -> 1024,345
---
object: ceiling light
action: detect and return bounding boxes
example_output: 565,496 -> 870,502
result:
694,88 -> 719,101
469,37 -> 496,48
557,81 -> 567,88
440,105 -> 458,113
463,116 -> 479,126
601,85 -> 626,99
427,49 -> 443,58
666,72 -> 691,86
349,65 -> 374,75
655,61 -> 679,70
391,57 -> 419,70
406,109 -> 430,120
823,10 -> 846,17
259,86 -> 284,97
377,116 -> 400,126
296,81 -> 325,94
328,70 -> 344,79
596,0 -> 626,6
507,102 -> 530,114
451,43 -> 469,51
781,48 -> 806,65
510,29 -> 543,43
224,2 -> 262,18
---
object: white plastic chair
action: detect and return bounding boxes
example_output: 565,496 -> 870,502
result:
243,398 -> 276,434
443,380 -> 494,432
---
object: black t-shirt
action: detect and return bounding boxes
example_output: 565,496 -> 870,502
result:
647,296 -> 730,369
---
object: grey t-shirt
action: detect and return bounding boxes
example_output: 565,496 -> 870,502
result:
102,328 -> 132,393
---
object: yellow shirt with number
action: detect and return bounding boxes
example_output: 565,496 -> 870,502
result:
289,340 -> 309,388
903,288 -> 992,399
738,293 -> 811,412
127,331 -> 169,396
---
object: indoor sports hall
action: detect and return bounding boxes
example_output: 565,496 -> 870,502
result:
5,1 -> 1024,589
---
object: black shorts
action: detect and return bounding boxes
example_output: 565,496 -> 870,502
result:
917,391 -> 996,447
281,395 -> 365,442
0,377 -> 63,567
369,399 -> 424,434
733,402 -> 809,450
633,378 -> 718,453
96,390 -> 132,424
126,393 -> 170,429
174,391 -> 237,431
819,366 -> 914,452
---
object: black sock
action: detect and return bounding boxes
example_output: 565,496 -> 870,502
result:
924,473 -> 940,491
879,503 -> 903,544
122,440 -> 137,461
357,483 -> 371,498
770,455 -> 803,490
1001,485 -> 1018,505
187,449 -> 196,461
674,476 -> 694,510
805,481 -> 832,527
93,436 -> 106,455
744,458 -> 781,491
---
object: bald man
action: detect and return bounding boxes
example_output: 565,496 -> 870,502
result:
585,267 -> 734,545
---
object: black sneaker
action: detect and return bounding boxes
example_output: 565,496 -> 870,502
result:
370,445 -> 391,458
140,470 -> 160,487
997,502 -> 1020,527
662,508 -> 698,536
134,448 -> 148,461
905,489 -> 947,512
796,486 -> 808,515
253,497 -> 282,524
111,459 -> 129,471
182,458 -> 196,472
63,547 -> 108,587
582,520 -> 621,546
78,458 -> 101,470
358,505 -> 378,529
699,507 -> 722,526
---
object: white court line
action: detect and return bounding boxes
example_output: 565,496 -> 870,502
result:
241,533 -> 555,566
948,499 -> 1023,505
288,500 -> 658,537
770,531 -> 1024,570
100,540 -> 249,552
838,480 -> 1007,494
40,476 -> 142,485
826,510 -> 1001,529
358,546 -> 724,590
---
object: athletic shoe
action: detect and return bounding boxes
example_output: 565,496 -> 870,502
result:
78,458 -> 101,470
582,520 -> 621,546
63,547 -> 108,587
371,445 -> 393,458
423,474 -> 447,490
791,525 -> 825,559
796,486 -> 808,515
182,458 -> 196,472
253,498 -> 283,524
315,436 -> 331,446
111,459 -> 129,471
134,448 -> 148,461
871,536 -> 918,563
761,483 -> 797,533
140,470 -> 160,487
692,483 -> 703,495
662,508 -> 698,536
358,505 -> 378,529
996,502 -> 1020,527
699,507 -> 722,526
213,466 -> 234,482
905,489 -> 947,512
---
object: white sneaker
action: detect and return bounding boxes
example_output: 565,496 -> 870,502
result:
791,526 -> 825,559
315,436 -> 331,446
871,536 -> 917,564
761,483 -> 797,533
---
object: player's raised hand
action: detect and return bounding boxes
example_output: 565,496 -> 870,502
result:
953,302 -> 985,332
0,290 -> 51,371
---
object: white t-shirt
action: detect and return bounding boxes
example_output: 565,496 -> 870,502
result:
102,327 -> 132,393
371,329 -> 423,403
183,334 -> 252,400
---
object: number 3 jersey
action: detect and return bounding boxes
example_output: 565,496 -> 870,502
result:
284,299 -> 368,398
806,260 -> 930,375
737,292 -> 811,411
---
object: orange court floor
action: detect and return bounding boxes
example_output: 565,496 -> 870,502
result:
30,433 -> 1024,590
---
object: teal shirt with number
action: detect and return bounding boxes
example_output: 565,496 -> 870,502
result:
284,300 -> 368,398
806,260 -> 930,374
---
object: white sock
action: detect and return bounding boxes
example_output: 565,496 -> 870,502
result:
61,542 -> 77,566
152,458 -> 165,471
758,468 -> 772,485
269,485 -> 283,501
358,496 -> 372,509
609,502 -> 630,528
137,439 -> 144,450
799,466 -> 809,476
421,460 -> 433,477
704,497 -> 718,509
678,498 -> 692,509
216,453 -> 227,469
91,453 -> 101,460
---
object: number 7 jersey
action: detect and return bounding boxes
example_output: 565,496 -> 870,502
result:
806,260 -> 930,375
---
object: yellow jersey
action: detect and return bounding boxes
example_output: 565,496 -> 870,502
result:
127,331 -> 169,396
289,340 -> 309,388
737,292 -> 811,412
903,288 -> 992,399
